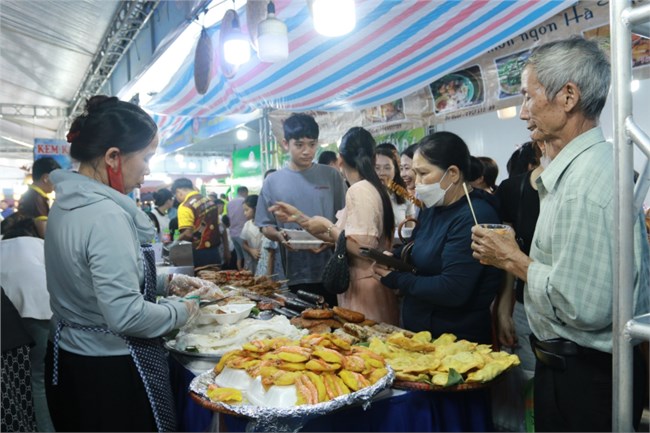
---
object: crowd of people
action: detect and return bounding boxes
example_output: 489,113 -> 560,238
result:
1,36 -> 648,433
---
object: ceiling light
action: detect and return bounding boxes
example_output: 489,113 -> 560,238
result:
175,153 -> 184,163
257,1 -> 288,62
496,106 -> 517,120
223,11 -> 251,65
236,128 -> 249,141
631,79 -> 640,93
312,0 -> 356,37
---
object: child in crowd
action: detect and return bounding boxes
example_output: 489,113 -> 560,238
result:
219,215 -> 238,270
255,170 -> 285,281
240,195 -> 263,273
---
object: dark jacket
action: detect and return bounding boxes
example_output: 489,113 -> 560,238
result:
1,288 -> 33,352
382,189 -> 502,344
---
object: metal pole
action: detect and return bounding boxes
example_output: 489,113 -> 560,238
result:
610,0 -> 635,431
259,110 -> 269,174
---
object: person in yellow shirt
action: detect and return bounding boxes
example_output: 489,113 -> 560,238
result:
171,178 -> 229,267
18,157 -> 61,238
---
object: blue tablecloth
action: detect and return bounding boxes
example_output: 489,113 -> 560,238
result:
169,358 -> 214,432
222,388 -> 493,432
170,357 -> 493,432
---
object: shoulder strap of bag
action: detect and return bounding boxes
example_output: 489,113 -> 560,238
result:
335,230 -> 347,255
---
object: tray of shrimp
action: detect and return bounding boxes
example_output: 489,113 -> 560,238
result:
189,334 -> 394,428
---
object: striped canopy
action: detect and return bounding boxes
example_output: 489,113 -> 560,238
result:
145,0 -> 573,149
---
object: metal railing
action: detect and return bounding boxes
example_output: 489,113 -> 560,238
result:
610,1 -> 650,431
66,1 -> 160,123
0,104 -> 67,119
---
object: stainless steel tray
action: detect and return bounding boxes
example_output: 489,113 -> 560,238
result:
165,341 -> 221,374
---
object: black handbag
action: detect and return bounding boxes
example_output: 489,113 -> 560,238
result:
321,230 -> 350,295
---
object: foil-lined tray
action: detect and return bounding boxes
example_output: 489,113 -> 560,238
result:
189,367 -> 395,432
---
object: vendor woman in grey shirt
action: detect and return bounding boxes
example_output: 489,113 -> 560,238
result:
44,95 -> 201,432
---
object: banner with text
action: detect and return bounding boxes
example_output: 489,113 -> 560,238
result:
33,138 -> 73,170
270,0 -> 649,140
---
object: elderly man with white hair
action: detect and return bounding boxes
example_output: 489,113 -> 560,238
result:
471,37 -> 649,432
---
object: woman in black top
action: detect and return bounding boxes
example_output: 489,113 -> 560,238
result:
494,141 -> 542,372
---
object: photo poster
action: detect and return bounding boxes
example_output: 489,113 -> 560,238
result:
268,88 -> 433,148
33,138 -> 72,170
361,0 -> 648,125
425,0 -> 649,124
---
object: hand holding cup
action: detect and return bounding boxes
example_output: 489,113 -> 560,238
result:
470,224 -> 520,269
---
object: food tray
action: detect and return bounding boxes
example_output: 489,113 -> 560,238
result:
392,365 -> 514,392
189,367 -> 395,431
285,240 -> 325,250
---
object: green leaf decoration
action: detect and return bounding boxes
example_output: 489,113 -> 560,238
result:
446,368 -> 465,387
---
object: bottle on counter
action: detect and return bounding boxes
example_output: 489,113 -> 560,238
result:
162,228 -> 172,243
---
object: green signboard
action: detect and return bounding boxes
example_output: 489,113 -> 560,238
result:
232,145 -> 262,178
375,127 -> 426,152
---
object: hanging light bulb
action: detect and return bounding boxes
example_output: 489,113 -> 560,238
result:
257,1 -> 288,62
497,106 -> 517,120
223,10 -> 250,65
312,0 -> 356,37
236,128 -> 249,141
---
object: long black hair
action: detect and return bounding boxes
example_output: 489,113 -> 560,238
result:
339,127 -> 394,240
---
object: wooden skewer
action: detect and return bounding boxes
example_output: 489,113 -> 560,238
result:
462,183 -> 479,226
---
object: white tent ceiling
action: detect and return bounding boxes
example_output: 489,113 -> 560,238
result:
0,0 -> 121,163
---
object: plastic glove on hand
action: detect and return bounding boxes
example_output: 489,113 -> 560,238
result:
168,274 -> 205,297
185,283 -> 224,299
182,295 -> 201,327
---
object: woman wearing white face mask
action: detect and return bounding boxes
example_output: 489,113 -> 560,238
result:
375,131 -> 503,345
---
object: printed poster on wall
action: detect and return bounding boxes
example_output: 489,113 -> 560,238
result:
430,65 -> 486,115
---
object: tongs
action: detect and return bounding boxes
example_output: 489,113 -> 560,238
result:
198,293 -> 234,308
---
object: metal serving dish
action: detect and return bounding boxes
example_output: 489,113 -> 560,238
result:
165,341 -> 220,375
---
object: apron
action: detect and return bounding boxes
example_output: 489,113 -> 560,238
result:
51,244 -> 176,432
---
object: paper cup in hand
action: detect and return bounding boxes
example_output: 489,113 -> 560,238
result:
479,223 -> 511,235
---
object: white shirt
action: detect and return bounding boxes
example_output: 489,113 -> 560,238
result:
240,220 -> 263,250
1,236 -> 52,320
390,192 -> 415,226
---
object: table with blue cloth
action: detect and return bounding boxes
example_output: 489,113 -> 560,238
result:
170,356 -> 493,432
170,357 -> 215,432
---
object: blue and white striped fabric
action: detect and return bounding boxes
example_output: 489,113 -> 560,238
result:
145,0 -> 572,144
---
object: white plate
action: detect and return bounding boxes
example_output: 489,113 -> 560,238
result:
285,240 -> 324,250
281,229 -> 321,242
200,303 -> 256,325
